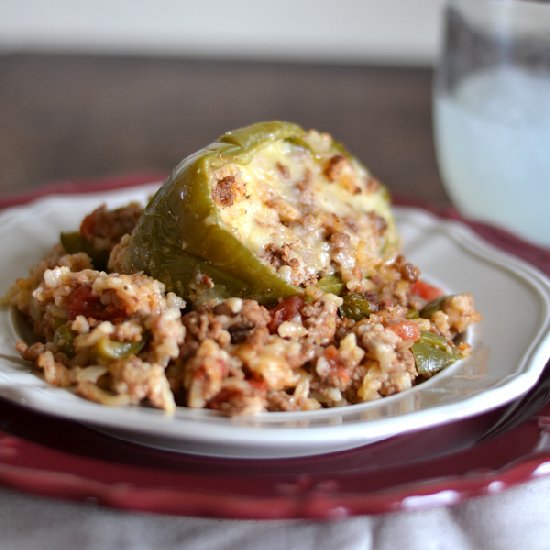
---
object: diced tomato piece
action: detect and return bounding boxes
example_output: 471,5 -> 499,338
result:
267,296 -> 305,333
410,280 -> 444,302
323,345 -> 351,386
66,286 -> 126,321
66,286 -> 103,320
386,320 -> 421,342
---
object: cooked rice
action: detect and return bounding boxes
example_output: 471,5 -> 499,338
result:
5,200 -> 481,416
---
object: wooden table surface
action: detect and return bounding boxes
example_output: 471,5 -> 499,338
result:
0,54 -> 449,206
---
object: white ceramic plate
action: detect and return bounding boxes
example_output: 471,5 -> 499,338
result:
1,185 -> 549,459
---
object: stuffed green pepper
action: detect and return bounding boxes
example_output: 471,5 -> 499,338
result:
110,121 -> 398,304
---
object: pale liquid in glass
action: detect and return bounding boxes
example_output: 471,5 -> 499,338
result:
434,67 -> 550,246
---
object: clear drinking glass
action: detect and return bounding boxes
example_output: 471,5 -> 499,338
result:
433,0 -> 550,247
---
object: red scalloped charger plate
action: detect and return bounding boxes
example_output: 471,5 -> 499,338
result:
0,395 -> 550,519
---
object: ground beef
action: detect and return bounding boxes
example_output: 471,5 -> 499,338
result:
5,202 -> 481,417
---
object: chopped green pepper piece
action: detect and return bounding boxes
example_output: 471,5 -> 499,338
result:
60,230 -> 86,253
52,317 -> 67,331
318,274 -> 344,296
60,231 -> 109,270
406,308 -> 419,319
340,293 -> 376,321
412,331 -> 462,376
419,296 -> 447,319
95,338 -> 145,361
418,330 -> 450,351
115,121 -> 397,304
53,324 -> 75,356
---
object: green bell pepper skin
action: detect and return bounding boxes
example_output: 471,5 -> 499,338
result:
116,121 -> 397,304
317,274 -> 345,296
411,330 -> 463,377
95,338 -> 145,362
406,308 -> 419,319
419,296 -> 448,319
339,293 -> 377,321
60,231 -> 110,271
53,323 -> 75,356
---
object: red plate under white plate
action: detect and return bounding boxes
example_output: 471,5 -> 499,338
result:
0,176 -> 549,517
0,389 -> 549,519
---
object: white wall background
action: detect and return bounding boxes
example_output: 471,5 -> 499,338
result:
0,0 -> 442,64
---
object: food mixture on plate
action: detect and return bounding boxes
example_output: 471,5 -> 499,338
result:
4,122 -> 481,416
